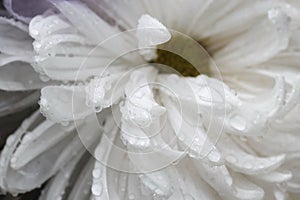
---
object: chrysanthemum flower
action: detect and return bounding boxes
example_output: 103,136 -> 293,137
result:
1,0 -> 300,200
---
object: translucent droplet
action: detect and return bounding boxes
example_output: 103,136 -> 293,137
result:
39,74 -> 50,82
61,121 -> 70,126
230,115 -> 246,131
10,156 -> 17,164
94,106 -> 102,113
92,169 -> 101,178
224,175 -> 233,186
91,184 -> 102,196
31,29 -> 39,36
226,155 -> 237,163
6,135 -> 15,146
22,134 -> 32,144
244,162 -> 253,169
128,194 -> 135,200
178,133 -> 185,141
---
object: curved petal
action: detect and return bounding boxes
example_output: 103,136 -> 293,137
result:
39,154 -> 93,200
214,6 -> 291,68
0,17 -> 33,57
0,62 -> 49,91
0,90 -> 39,117
193,160 -> 264,200
0,111 -> 92,195
40,85 -> 93,123
218,135 -> 286,175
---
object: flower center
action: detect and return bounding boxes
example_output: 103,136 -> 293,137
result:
150,35 -> 211,77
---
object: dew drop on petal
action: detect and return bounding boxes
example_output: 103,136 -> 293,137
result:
91,184 -> 102,196
229,115 -> 246,131
6,135 -> 15,146
244,162 -> 253,169
92,168 -> 101,178
31,29 -> 39,36
226,155 -> 237,163
93,106 -> 102,113
39,74 -> 50,82
60,121 -> 70,126
128,193 -> 136,200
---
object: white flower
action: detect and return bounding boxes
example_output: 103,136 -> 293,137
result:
1,1 -> 300,200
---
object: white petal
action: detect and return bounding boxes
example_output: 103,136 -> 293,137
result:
92,114 -> 119,200
121,66 -> 164,127
0,90 -> 39,117
193,160 -> 264,200
85,72 -> 129,112
219,135 -> 286,175
0,111 -> 86,195
137,14 -> 171,46
214,7 -> 291,68
0,62 -> 48,91
10,120 -> 74,169
50,0 -> 118,43
40,85 -> 93,123
38,153 -> 89,200
0,17 -> 33,57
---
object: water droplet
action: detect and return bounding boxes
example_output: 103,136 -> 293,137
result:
224,175 -> 233,185
11,156 -> 17,164
22,134 -> 32,144
92,169 -> 101,178
34,42 -> 42,49
244,162 -> 253,169
230,115 -> 246,131
208,150 -> 221,163
31,29 -> 39,36
94,106 -> 102,113
178,133 -> 185,141
39,74 -> 50,82
6,135 -> 15,146
226,155 -> 237,163
91,184 -> 102,196
128,193 -> 135,200
61,121 -> 70,126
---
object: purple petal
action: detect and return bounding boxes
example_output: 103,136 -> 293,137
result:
3,0 -> 52,23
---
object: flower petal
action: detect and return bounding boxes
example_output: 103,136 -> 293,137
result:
39,152 -> 89,200
219,135 -> 286,175
214,7 -> 291,68
40,85 -> 93,123
0,90 -> 39,117
0,62 -> 49,91
50,0 -> 118,43
193,160 -> 264,200
0,17 -> 33,57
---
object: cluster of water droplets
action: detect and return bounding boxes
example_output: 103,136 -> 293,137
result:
85,74 -> 116,113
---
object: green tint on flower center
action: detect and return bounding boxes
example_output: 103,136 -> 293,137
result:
150,34 -> 211,77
